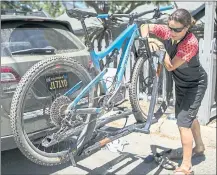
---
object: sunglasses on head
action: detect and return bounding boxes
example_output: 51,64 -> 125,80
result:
168,26 -> 185,33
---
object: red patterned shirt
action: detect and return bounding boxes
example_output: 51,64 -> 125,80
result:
150,24 -> 199,62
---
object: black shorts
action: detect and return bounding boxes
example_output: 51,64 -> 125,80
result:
175,83 -> 207,128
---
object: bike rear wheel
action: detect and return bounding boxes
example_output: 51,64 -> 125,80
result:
10,56 -> 96,166
129,57 -> 168,123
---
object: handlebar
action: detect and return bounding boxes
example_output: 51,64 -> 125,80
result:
110,10 -> 155,19
66,5 -> 174,21
110,5 -> 174,19
159,5 -> 174,12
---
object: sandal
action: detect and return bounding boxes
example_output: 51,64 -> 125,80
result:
154,152 -> 177,170
174,167 -> 194,175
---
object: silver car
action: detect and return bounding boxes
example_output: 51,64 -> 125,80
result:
0,14 -> 92,151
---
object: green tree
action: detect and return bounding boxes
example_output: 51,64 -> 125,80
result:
1,1 -> 65,17
41,1 -> 64,17
1,1 -> 171,18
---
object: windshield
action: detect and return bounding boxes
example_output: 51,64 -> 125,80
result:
1,23 -> 82,56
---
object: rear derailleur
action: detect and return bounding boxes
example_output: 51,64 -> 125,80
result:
41,110 -> 83,148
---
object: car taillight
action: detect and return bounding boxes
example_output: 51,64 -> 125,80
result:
0,66 -> 21,83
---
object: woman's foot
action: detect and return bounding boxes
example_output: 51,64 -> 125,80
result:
167,145 -> 205,160
192,145 -> 205,157
193,145 -> 205,153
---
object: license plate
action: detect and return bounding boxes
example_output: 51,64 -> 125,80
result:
45,73 -> 68,91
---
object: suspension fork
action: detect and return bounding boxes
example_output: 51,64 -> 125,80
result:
136,38 -> 167,134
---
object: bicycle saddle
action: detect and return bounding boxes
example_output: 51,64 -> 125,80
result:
66,8 -> 97,19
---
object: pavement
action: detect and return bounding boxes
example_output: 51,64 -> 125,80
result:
51,114 -> 216,175
2,109 -> 216,175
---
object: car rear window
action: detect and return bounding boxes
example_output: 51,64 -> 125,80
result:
1,22 -> 84,56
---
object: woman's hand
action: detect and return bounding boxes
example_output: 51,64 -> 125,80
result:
149,42 -> 160,52
148,38 -> 164,52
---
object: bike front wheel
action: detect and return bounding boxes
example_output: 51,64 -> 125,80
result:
129,57 -> 168,123
10,56 -> 96,166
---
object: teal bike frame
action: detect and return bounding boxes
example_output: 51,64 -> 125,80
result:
63,5 -> 174,115
64,21 -> 139,114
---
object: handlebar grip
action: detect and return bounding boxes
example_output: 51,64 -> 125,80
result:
159,5 -> 174,11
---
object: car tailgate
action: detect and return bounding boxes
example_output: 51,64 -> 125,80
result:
1,50 -> 91,111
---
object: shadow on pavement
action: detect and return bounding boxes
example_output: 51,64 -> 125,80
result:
1,148 -> 71,175
1,145 -> 206,175
2,148 -> 161,175
77,151 -> 163,175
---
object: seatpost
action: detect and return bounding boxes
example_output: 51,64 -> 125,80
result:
80,18 -> 93,50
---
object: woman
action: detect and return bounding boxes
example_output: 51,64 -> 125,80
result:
140,9 -> 207,175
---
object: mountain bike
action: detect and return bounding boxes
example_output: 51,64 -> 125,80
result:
10,5 -> 174,166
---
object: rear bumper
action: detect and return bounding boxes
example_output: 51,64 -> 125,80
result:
1,126 -> 57,152
1,135 -> 17,151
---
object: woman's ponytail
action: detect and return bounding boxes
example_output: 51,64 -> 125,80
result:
190,16 -> 197,29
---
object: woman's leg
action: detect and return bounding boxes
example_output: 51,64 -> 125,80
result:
174,84 -> 207,174
190,84 -> 207,153
175,91 -> 196,172
191,119 -> 205,152
178,127 -> 193,170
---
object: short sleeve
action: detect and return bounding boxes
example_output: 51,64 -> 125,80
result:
150,24 -> 171,40
175,33 -> 199,62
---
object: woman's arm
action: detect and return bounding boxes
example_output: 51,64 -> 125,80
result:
140,24 -> 155,38
140,24 -> 196,71
140,24 -> 170,40
165,34 -> 199,71
164,53 -> 185,71
140,24 -> 168,50
140,24 -> 174,69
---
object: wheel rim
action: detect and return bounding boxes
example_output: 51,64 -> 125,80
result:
136,59 -> 164,118
18,61 -> 93,159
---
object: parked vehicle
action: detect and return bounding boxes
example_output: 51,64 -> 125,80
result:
0,13 -> 92,151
